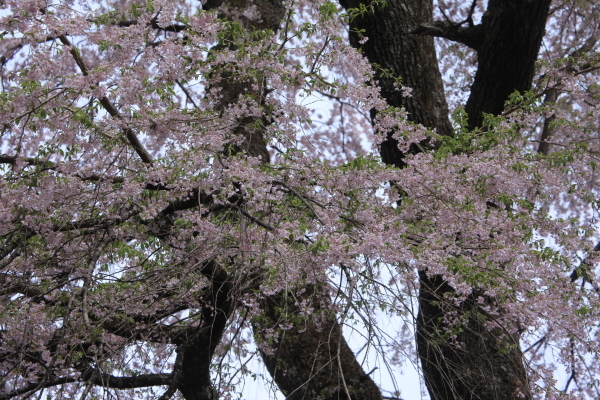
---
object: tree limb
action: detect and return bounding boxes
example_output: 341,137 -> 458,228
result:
411,21 -> 484,50
57,35 -> 154,164
79,369 -> 172,389
538,29 -> 598,154
0,377 -> 78,400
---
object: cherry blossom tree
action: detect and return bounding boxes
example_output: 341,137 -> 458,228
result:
0,0 -> 599,399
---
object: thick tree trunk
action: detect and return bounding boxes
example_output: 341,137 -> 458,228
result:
256,285 -> 382,400
340,0 -> 550,399
465,0 -> 552,130
416,273 -> 530,400
339,0 -> 453,168
417,2 -> 549,399
177,262 -> 234,400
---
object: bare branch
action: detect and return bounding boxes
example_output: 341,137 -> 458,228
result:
79,369 -> 172,389
236,207 -> 275,231
466,0 -> 478,27
157,386 -> 178,400
0,377 -> 78,400
176,79 -> 199,109
88,17 -> 187,32
411,21 -> 484,50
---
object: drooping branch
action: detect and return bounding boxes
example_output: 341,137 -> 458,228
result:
0,269 -> 208,345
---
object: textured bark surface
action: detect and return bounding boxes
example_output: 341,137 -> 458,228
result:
177,262 -> 234,400
256,285 -> 382,400
416,273 -> 531,400
203,0 -> 283,163
339,0 -> 547,399
415,2 -> 550,399
465,0 -> 552,129
339,0 -> 453,168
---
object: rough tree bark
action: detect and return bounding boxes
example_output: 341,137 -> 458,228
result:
256,285 -> 382,400
176,261 -> 234,400
338,0 -> 552,399
339,0 -> 453,168
464,0 -> 552,130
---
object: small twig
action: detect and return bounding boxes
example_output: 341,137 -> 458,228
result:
524,335 -> 546,354
175,79 -> 199,109
8,88 -> 68,125
272,180 -> 324,224
157,386 -> 177,400
81,236 -> 112,330
438,5 -> 453,25
236,207 -> 275,231
466,0 -> 478,27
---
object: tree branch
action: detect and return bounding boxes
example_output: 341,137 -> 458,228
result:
51,208 -> 140,232
538,30 -> 598,154
57,35 -> 154,164
0,155 -> 55,168
0,377 -> 78,400
79,369 -> 172,389
411,21 -> 484,50
100,316 -> 196,345
157,386 -> 178,400
88,17 -> 187,33
0,154 -> 184,191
